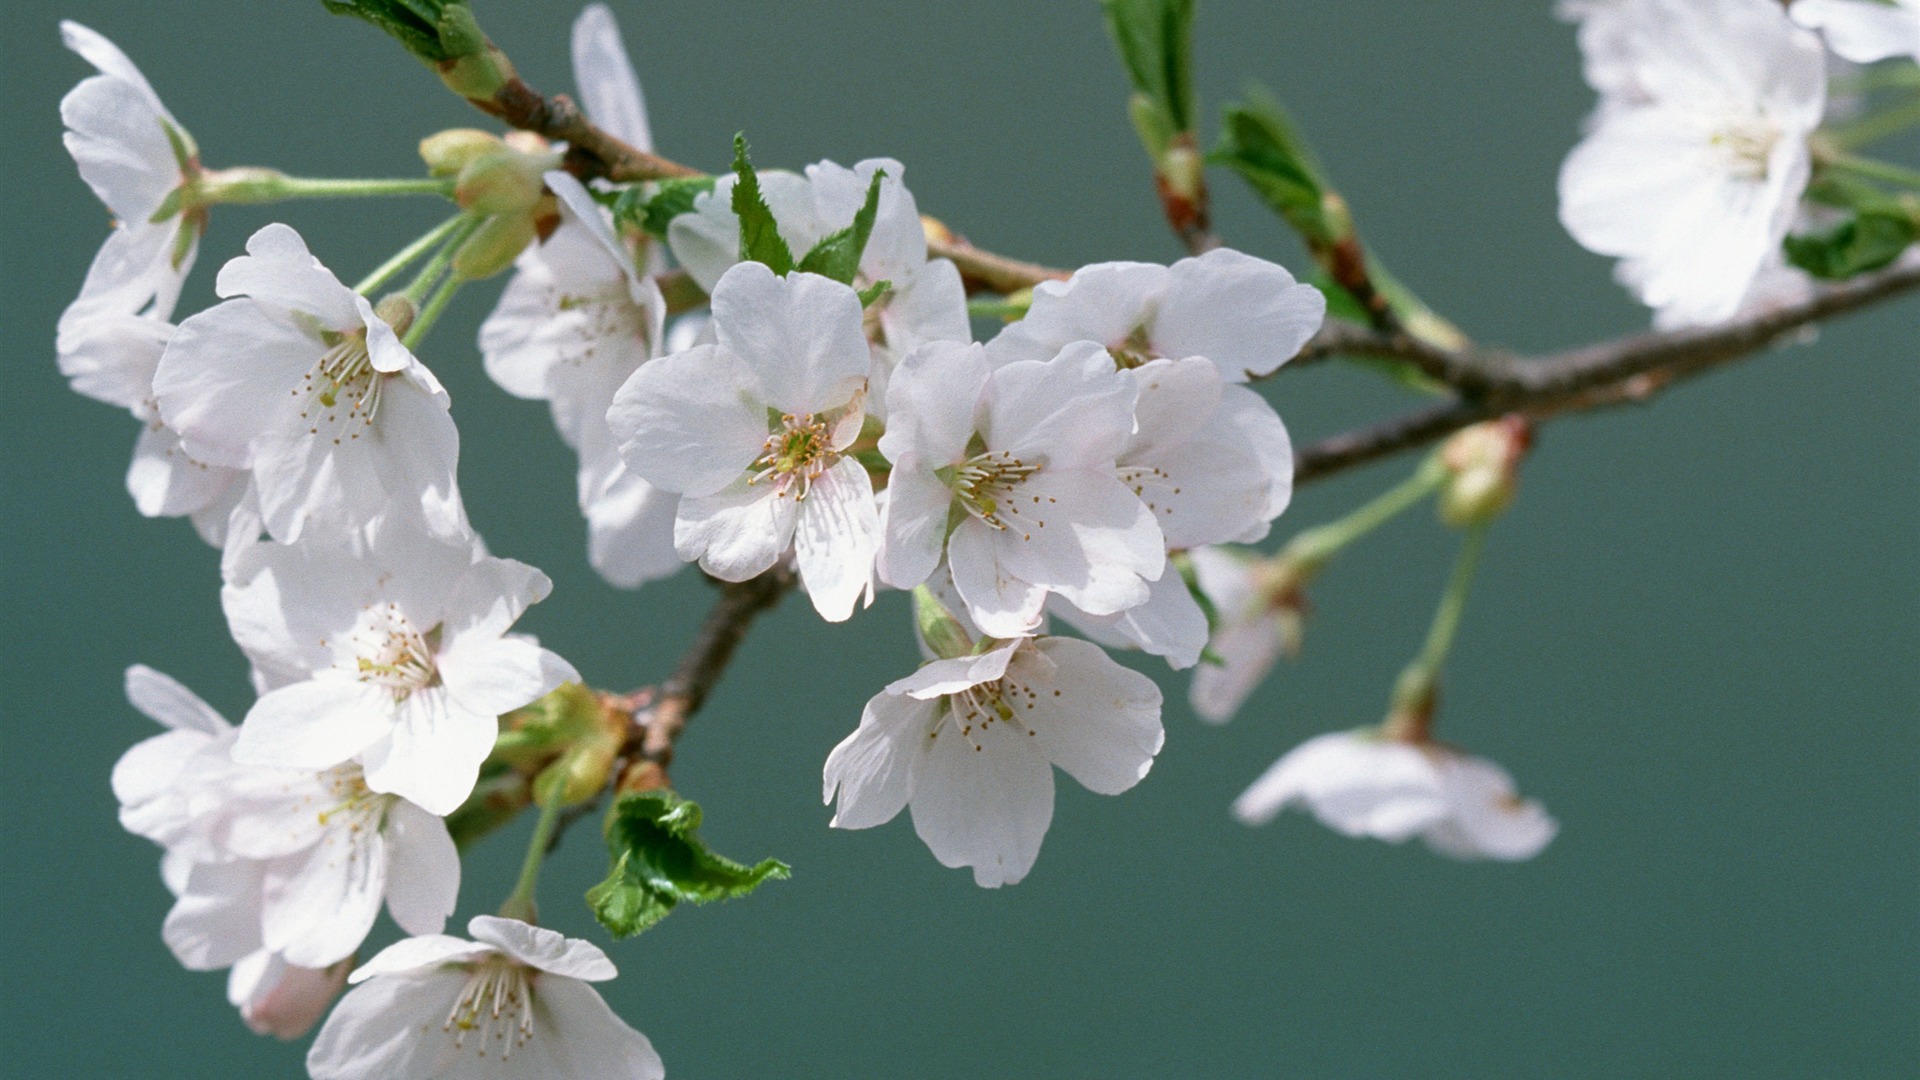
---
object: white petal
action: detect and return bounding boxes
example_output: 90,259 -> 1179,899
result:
438,553 -> 554,641
263,820 -> 388,967
877,258 -> 971,356
1423,755 -> 1559,862
60,22 -> 170,113
125,663 -> 230,734
536,976 -> 667,1080
586,470 -> 685,587
349,936 -> 492,983
1189,616 -> 1284,724
570,3 -> 653,150
981,341 -> 1138,468
674,480 -> 795,581
947,520 -> 1047,640
214,223 -> 360,327
824,692 -> 938,829
358,691 -> 496,817
306,970 -> 474,1079
1152,248 -> 1325,380
710,263 -> 870,415
1233,732 -> 1449,841
381,799 -> 460,936
468,915 -> 617,981
1053,566 -> 1209,669
60,72 -> 177,222
910,706 -> 1055,887
876,340 -> 990,466
876,454 -> 953,590
127,422 -> 245,520
440,636 -> 577,718
55,308 -> 168,411
234,678 -> 394,771
793,457 -> 879,622
1021,638 -> 1164,795
154,299 -> 318,469
608,343 -> 766,498
233,953 -> 348,1040
989,468 -> 1164,616
163,859 -> 266,970
1793,0 -> 1920,63
983,261 -> 1167,367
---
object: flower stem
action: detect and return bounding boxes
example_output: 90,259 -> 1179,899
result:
1821,152 -> 1920,190
1283,453 -> 1447,569
499,779 -> 567,924
354,214 -> 469,296
398,215 -> 482,306
1827,95 -> 1920,153
966,294 -> 1033,320
193,170 -> 457,208
1385,520 -> 1492,737
403,274 -> 464,350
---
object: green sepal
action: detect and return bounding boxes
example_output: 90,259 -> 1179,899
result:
616,176 -> 718,241
912,585 -> 974,660
320,0 -> 455,62
1099,0 -> 1197,132
729,135 -> 794,275
585,790 -> 789,939
796,170 -> 887,285
857,279 -> 893,307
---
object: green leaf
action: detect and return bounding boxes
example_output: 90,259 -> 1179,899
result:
615,176 -> 718,241
796,170 -> 886,284
729,134 -> 794,275
320,0 -> 454,62
1784,211 -> 1917,280
856,279 -> 893,307
585,790 -> 789,939
1099,0 -> 1197,132
1213,84 -> 1338,244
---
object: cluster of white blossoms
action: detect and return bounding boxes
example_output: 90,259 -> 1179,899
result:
67,0 -> 1917,1071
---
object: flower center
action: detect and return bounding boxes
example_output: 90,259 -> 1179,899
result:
297,331 -> 384,445
347,603 -> 438,699
1107,323 -> 1157,369
312,764 -> 393,834
445,956 -> 536,1059
748,413 -> 836,500
948,450 -> 1042,532
1710,118 -> 1780,182
936,662 -> 1045,751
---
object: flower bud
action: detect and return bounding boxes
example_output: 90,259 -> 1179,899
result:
371,294 -> 417,338
418,128 -> 502,177
453,146 -> 557,215
1439,416 -> 1531,528
912,585 -> 973,660
919,213 -> 955,248
452,212 -> 537,280
432,5 -> 516,100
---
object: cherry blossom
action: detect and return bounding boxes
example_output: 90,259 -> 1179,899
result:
1233,730 -> 1557,861
1184,545 -> 1296,723
58,21 -> 200,337
223,525 -> 576,815
153,223 -> 464,544
607,261 -> 880,621
229,952 -> 351,1040
1792,0 -> 1920,64
1049,356 -> 1294,666
824,635 -> 1164,887
307,916 -> 664,1079
666,156 -> 968,408
982,248 -> 1326,382
1558,0 -> 1827,326
877,339 -> 1165,638
481,171 -> 680,587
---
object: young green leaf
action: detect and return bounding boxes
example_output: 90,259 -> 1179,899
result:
1784,212 -> 1917,279
730,134 -> 795,275
796,169 -> 887,284
585,789 -> 789,939
856,279 -> 893,308
1099,0 -> 1197,133
615,176 -> 718,241
1213,84 -> 1337,243
320,0 -> 452,62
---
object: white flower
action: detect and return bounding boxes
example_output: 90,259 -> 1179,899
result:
1048,357 -> 1294,667
57,21 -> 200,334
1183,546 -> 1294,723
1558,0 -> 1827,326
57,311 -> 252,546
1792,0 -> 1920,64
113,666 -> 461,969
481,171 -> 681,588
666,156 -> 969,409
223,525 -> 576,815
307,916 -> 664,1080
982,248 -> 1326,383
154,223 -> 465,544
607,261 -> 880,621
1232,730 -> 1557,861
823,635 -> 1164,887
877,339 -> 1164,638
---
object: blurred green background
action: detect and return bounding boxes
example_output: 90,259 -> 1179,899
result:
3,1 -> 1915,1076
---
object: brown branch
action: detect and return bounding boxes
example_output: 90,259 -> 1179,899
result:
1296,257 -> 1920,484
615,569 -> 795,791
477,80 -> 702,181
926,235 -> 1072,294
